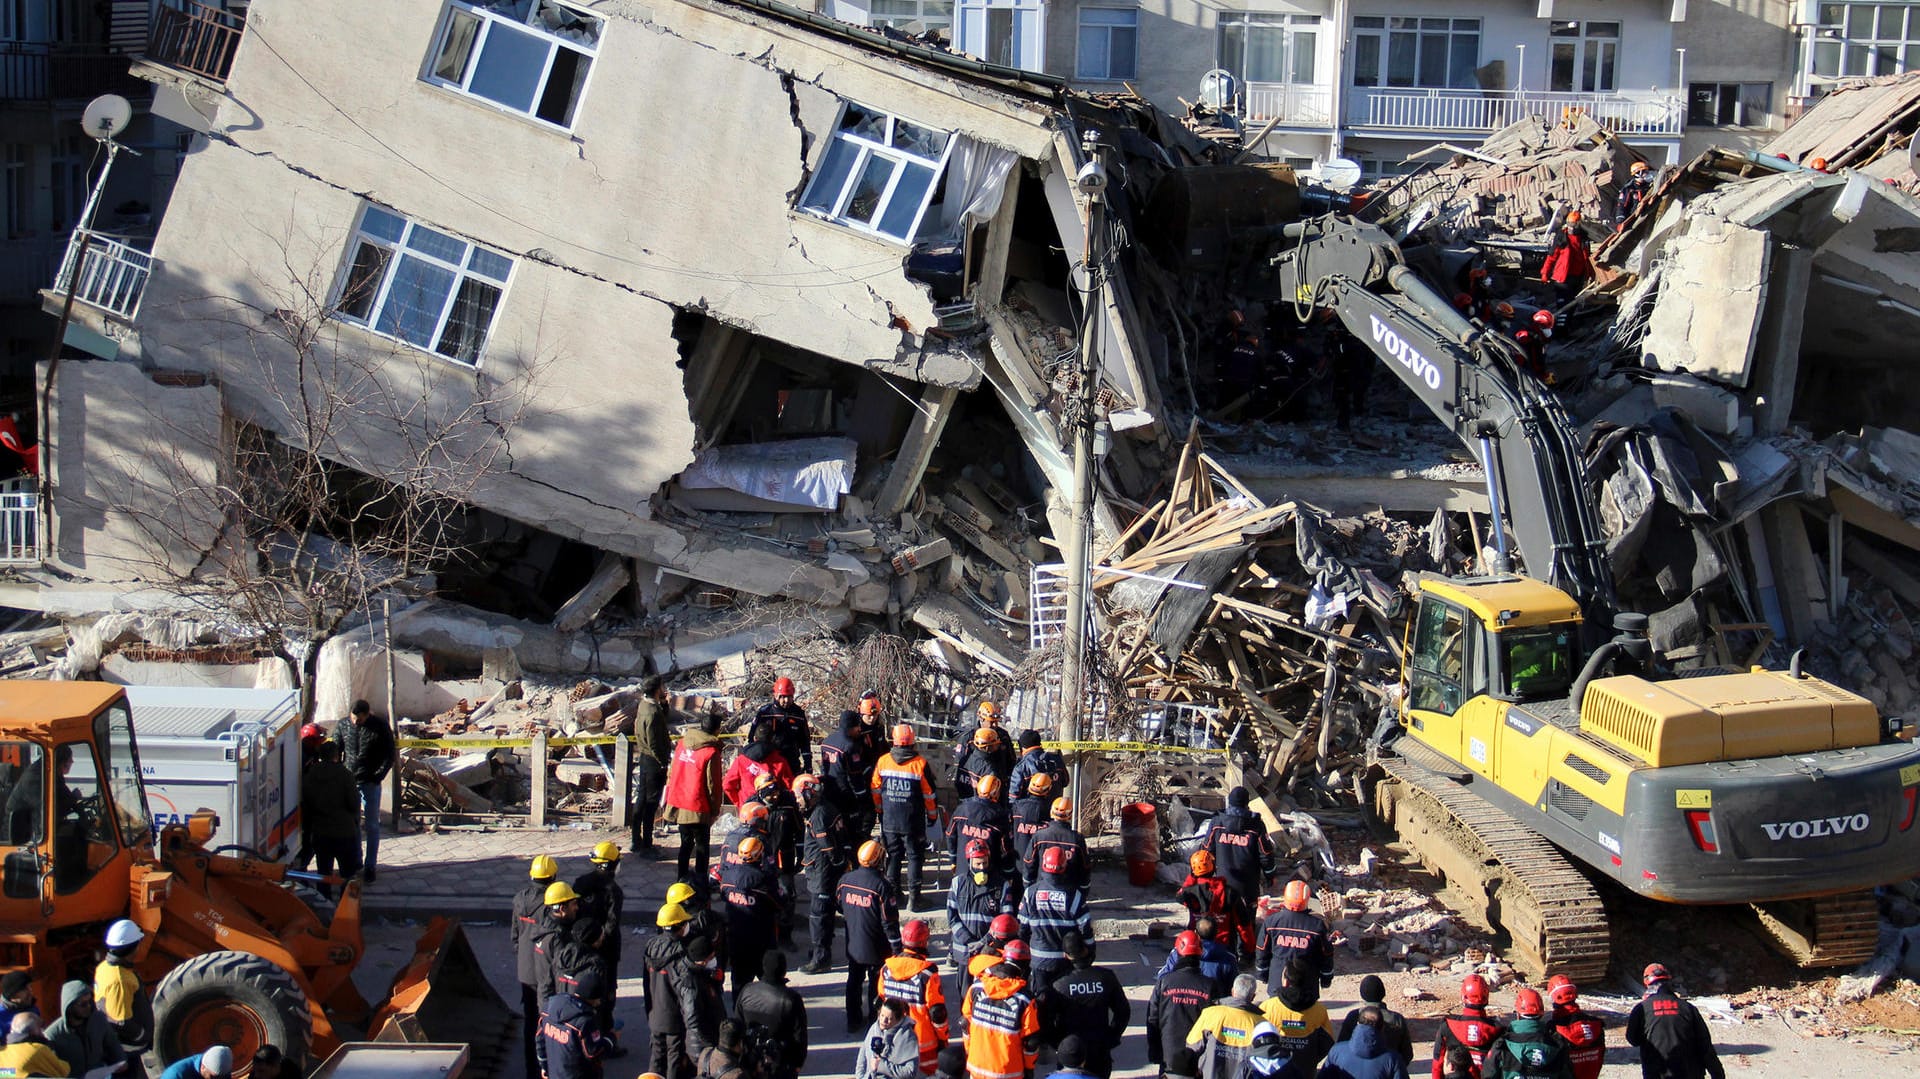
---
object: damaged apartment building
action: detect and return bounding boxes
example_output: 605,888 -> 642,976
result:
27,0 -> 1187,686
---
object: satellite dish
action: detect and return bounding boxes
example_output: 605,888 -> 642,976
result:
1198,69 -> 1238,110
82,94 -> 132,140
1319,157 -> 1364,192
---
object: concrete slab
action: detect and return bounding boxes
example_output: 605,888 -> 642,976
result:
1642,219 -> 1770,387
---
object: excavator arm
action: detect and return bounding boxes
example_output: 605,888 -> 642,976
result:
1270,214 -> 1616,621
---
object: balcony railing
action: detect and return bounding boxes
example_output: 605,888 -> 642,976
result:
1350,86 -> 1686,137
0,478 -> 40,566
0,42 -> 147,101
1240,83 -> 1336,128
53,230 -> 154,321
148,0 -> 245,82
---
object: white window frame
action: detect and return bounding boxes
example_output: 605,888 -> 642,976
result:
423,0 -> 603,131
1812,3 -> 1920,78
1219,13 -> 1320,87
1549,20 -> 1620,94
1076,7 -> 1139,82
332,204 -> 515,368
796,104 -> 955,245
868,0 -> 954,38
1351,16 -> 1481,89
1688,81 -> 1772,127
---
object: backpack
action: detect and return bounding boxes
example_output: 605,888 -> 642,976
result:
743,1021 -> 787,1078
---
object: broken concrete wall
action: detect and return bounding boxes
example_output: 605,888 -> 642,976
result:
1641,217 -> 1770,387
46,360 -> 225,582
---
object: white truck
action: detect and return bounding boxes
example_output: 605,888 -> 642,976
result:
123,685 -> 304,857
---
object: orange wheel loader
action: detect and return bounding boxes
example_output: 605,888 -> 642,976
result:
0,682 -> 512,1074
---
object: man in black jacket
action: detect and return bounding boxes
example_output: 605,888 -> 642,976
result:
819,710 -> 871,831
646,905 -> 712,1079
1254,881 -> 1334,998
513,855 -> 560,1079
1041,933 -> 1128,1079
735,952 -> 808,1079
718,837 -> 783,1002
1008,731 -> 1067,801
333,699 -> 394,882
837,839 -> 902,1032
533,883 -> 604,1005
1146,932 -> 1215,1079
1024,798 -> 1090,889
798,774 -> 848,975
1203,788 -> 1275,953
537,967 -> 614,1079
749,675 -> 812,774
1625,964 -> 1725,1079
573,842 -> 627,1043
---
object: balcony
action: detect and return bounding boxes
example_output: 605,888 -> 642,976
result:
0,478 -> 39,566
52,230 -> 154,321
1349,86 -> 1686,138
1240,83 -> 1336,129
147,0 -> 245,83
0,42 -> 148,102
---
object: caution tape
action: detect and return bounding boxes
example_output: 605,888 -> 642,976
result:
1043,740 -> 1226,755
397,734 -> 1221,754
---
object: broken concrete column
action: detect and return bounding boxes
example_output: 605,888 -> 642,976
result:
875,385 -> 961,517
553,552 -> 632,632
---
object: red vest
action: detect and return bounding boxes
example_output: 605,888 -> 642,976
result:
1555,1010 -> 1606,1079
665,740 -> 719,814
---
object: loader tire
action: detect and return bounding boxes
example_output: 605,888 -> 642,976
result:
152,950 -> 312,1072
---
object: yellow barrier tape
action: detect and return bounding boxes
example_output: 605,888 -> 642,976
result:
398,734 -> 1221,754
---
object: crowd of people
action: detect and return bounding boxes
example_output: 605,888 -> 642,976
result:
501,679 -> 1729,1079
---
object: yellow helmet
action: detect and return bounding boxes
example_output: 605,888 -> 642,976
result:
978,701 -> 1001,721
1051,797 -> 1073,820
543,881 -> 580,906
665,882 -> 697,905
590,840 -> 621,864
656,902 -> 692,928
530,855 -> 559,880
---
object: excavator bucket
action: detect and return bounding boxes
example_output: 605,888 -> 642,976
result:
367,919 -> 515,1077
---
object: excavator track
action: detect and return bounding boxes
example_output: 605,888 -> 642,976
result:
1373,745 -> 1611,983
1750,891 -> 1882,969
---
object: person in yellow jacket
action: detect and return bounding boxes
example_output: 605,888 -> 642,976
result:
93,919 -> 152,1059
961,942 -> 1039,1079
0,1012 -> 70,1077
878,920 -> 948,1075
1186,974 -> 1263,1079
1258,957 -> 1335,1075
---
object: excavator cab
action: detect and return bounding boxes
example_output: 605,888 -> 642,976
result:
1403,576 -> 1584,718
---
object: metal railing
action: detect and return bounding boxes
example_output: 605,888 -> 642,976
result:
53,230 -> 154,320
148,0 -> 245,82
1240,83 -> 1336,127
0,41 -> 146,101
0,478 -> 40,565
1350,86 -> 1686,136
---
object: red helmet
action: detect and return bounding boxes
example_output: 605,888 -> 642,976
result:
1460,974 -> 1490,1007
1173,931 -> 1204,958
1002,940 -> 1030,963
299,723 -> 324,744
860,694 -> 883,717
989,914 -> 1020,941
892,723 -> 915,746
1643,962 -> 1671,986
1548,974 -> 1578,1007
965,839 -> 991,861
902,919 -> 931,950
1514,987 -> 1545,1018
1041,847 -> 1067,875
772,676 -> 795,697
1532,308 -> 1556,330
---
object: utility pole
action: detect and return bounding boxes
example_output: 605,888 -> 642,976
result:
1059,129 -> 1109,832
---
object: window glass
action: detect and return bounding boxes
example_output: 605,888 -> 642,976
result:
433,7 -> 482,81
880,162 -> 937,239
376,257 -> 458,347
1409,600 -> 1465,714
0,741 -> 46,846
97,703 -> 151,853
424,1 -> 602,130
801,138 -> 860,214
1500,625 -> 1577,700
51,742 -> 118,895
845,156 -> 897,226
796,103 -> 953,245
467,20 -> 547,113
1353,35 -> 1380,86
335,204 -> 514,366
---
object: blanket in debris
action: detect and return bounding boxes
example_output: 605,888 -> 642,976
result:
680,436 -> 857,511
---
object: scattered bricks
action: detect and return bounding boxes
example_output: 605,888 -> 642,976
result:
891,537 -> 953,575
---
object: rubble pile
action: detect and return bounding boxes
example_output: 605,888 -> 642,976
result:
1372,113 -> 1638,237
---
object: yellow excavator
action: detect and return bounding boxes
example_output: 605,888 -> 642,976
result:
1261,202 -> 1920,980
0,681 -> 511,1074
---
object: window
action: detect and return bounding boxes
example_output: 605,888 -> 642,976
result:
0,741 -> 46,845
1408,598 -> 1467,714
797,103 -> 953,244
870,0 -> 953,41
335,205 -> 515,366
1499,625 -> 1576,700
425,1 -> 603,129
1549,21 -> 1619,94
97,702 -> 151,853
1689,82 -> 1773,127
1812,3 -> 1920,78
53,741 -> 118,895
1077,8 -> 1138,81
1351,16 -> 1479,89
1219,13 -> 1318,86
3,145 -> 24,240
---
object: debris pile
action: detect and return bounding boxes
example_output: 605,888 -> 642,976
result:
1372,113 -> 1638,237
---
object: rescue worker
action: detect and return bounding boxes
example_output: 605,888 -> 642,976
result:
696,1019 -> 750,1079
956,727 -> 1011,804
951,702 -> 1015,799
1337,976 -> 1414,1067
948,839 -> 1014,969
515,854 -> 561,1079
750,675 -> 812,773
682,936 -> 726,1068
533,882 -> 604,1006
302,739 -> 362,897
718,836 -> 782,1001
1615,160 -> 1654,225
1041,933 -> 1128,1079
1009,774 -> 1054,869
93,919 -> 153,1068
1540,211 -> 1593,305
1020,845 -> 1092,995
290,721 -> 327,871
1625,964 -> 1725,1079
538,966 -> 615,1079
872,724 -> 938,910
632,675 -> 674,857
936,1047 -> 969,1079
962,947 -> 1041,1079
1007,731 -> 1067,802
1156,916 -> 1236,999
715,797 -> 765,868
1178,850 -> 1234,948
646,902 -> 711,1079
1318,1006 -> 1409,1079
670,880 -> 728,975
880,920 -> 950,1075
1023,798 -> 1089,889
1236,1024 -> 1288,1079
722,729 -> 795,810
1186,974 -> 1264,1079
1203,787 -> 1275,953
840,839 -> 904,1033
858,999 -> 925,1079
1512,310 -> 1553,381
665,711 -> 726,882
822,710 -> 875,837
573,841 -> 627,1037
1254,881 -> 1333,998
948,774 -> 1013,874
1546,976 -> 1606,1079
1483,987 -> 1572,1079
0,1012 -> 65,1078
736,952 -> 809,1079
854,693 -> 891,773
745,772 -> 802,922
1147,932 -> 1215,1079
46,981 -> 123,1079
959,913 -> 1021,1004
799,773 -> 850,974
1432,975 -> 1505,1079
1258,956 -> 1334,1077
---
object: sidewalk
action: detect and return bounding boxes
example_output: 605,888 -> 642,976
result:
360,820 -> 1186,936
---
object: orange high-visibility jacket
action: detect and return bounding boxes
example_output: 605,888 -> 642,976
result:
961,971 -> 1039,1079
879,953 -> 950,1074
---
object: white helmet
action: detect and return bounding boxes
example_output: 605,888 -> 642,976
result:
105,919 -> 144,949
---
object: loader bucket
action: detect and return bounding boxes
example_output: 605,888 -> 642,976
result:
367,919 -> 515,1077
